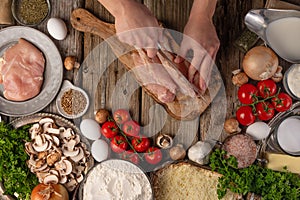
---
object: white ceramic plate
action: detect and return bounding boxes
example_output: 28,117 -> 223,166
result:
0,26 -> 63,116
56,80 -> 90,119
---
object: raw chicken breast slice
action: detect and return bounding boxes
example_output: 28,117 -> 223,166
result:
0,38 -> 45,101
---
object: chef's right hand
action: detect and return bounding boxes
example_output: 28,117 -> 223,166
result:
112,0 -> 161,58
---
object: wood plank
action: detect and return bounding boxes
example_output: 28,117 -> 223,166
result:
81,0 -> 141,122
142,0 -> 198,147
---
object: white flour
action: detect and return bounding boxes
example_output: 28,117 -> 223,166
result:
83,159 -> 152,200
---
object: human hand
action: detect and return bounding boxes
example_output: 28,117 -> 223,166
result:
113,1 -> 161,58
175,17 -> 220,91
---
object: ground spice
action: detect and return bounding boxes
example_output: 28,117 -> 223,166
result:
18,0 -> 49,25
60,89 -> 87,116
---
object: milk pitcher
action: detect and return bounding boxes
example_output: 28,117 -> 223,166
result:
245,9 -> 300,63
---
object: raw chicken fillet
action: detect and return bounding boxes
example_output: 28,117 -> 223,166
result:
0,38 -> 45,101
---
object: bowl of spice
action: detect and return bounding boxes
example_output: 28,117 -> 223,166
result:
11,0 -> 51,26
56,80 -> 89,119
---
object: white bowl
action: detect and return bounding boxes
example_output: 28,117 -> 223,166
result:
56,80 -> 89,119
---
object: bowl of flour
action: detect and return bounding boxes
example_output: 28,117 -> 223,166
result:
78,159 -> 153,200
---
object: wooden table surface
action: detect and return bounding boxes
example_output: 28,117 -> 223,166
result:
1,0 -> 299,150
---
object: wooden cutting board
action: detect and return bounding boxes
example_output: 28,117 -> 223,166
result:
70,8 -> 222,120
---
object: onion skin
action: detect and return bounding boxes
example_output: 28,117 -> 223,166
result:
31,184 -> 69,200
242,46 -> 278,81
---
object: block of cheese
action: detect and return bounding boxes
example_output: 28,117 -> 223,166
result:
152,162 -> 238,200
265,152 -> 300,174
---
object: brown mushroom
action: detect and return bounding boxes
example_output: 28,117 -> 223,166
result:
224,118 -> 241,134
232,70 -> 249,86
64,56 -> 80,71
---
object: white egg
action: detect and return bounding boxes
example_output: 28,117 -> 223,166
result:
91,139 -> 109,162
80,119 -> 101,140
246,121 -> 270,140
47,18 -> 67,40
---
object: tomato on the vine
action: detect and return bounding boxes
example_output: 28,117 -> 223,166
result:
236,106 -> 256,126
121,150 -> 139,165
101,121 -> 119,138
110,135 -> 128,153
238,84 -> 258,104
132,136 -> 150,152
122,120 -> 140,137
271,93 -> 292,112
257,79 -> 277,98
144,147 -> 162,165
113,109 -> 130,124
256,102 -> 275,121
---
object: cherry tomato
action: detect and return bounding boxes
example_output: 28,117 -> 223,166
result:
236,106 -> 256,126
238,84 -> 258,104
144,147 -> 162,165
113,109 -> 130,124
271,93 -> 292,112
132,136 -> 150,153
257,79 -> 277,98
101,121 -> 119,138
110,135 -> 128,153
121,150 -> 139,165
256,102 -> 275,121
122,120 -> 140,137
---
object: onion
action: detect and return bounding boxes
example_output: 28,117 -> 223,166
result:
31,184 -> 69,200
242,46 -> 278,80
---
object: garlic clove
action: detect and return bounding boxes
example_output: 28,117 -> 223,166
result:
188,141 -> 213,165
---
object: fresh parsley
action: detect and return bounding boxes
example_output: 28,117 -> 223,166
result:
0,122 -> 38,200
210,149 -> 300,200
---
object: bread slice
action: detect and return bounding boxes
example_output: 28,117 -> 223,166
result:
152,162 -> 238,200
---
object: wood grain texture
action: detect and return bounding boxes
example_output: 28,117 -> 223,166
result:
0,0 -> 294,144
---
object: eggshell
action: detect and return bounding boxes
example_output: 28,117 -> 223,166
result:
80,119 -> 101,140
91,139 -> 109,162
47,18 -> 67,40
246,121 -> 270,140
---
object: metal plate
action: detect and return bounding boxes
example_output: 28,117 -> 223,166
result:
0,26 -> 63,116
0,113 -> 94,200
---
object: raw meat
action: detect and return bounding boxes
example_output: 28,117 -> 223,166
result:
0,38 -> 45,101
132,51 -> 177,103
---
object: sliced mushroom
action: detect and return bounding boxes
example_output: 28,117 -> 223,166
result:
60,160 -> 73,176
25,142 -> 37,155
28,154 -> 37,166
65,140 -> 77,151
43,122 -> 54,130
47,151 -> 62,166
52,135 -> 60,146
62,146 -> 80,157
37,151 -> 48,159
60,128 -> 74,139
59,175 -> 68,184
33,140 -> 49,152
39,117 -> 54,125
35,134 -> 46,146
70,147 -> 84,163
36,172 -> 49,182
65,179 -> 77,192
46,128 -> 61,135
76,174 -> 84,183
36,159 -> 46,168
156,134 -> 173,149
43,174 -> 59,185
49,169 -> 60,177
33,163 -> 48,172
29,123 -> 42,139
